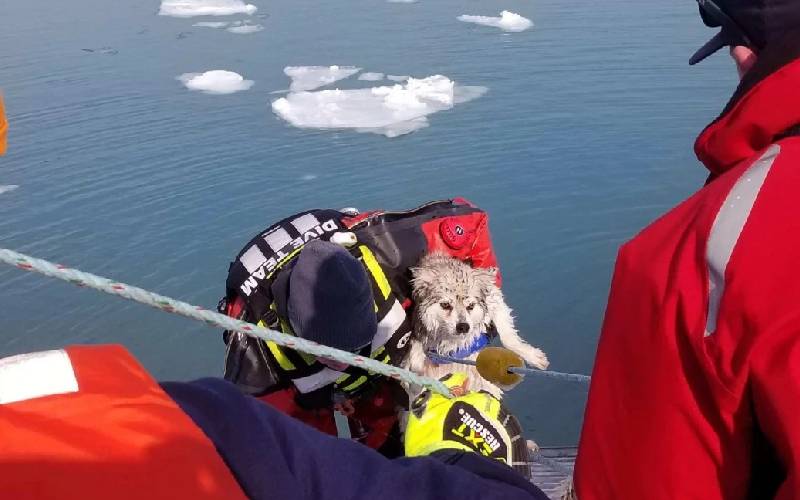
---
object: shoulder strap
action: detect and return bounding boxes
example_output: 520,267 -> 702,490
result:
226,209 -> 345,321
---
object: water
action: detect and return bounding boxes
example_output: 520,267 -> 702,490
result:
0,0 -> 735,445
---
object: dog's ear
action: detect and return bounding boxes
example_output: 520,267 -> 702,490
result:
410,266 -> 436,299
473,267 -> 498,298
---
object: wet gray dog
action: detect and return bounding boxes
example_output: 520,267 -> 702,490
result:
403,253 -> 549,398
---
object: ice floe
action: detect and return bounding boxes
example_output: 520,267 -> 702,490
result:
178,70 -> 254,94
358,72 -> 385,82
159,0 -> 257,18
386,75 -> 409,82
271,75 -> 486,138
227,21 -> 263,33
0,185 -> 19,196
193,20 -> 263,33
193,21 -> 230,28
457,11 -> 533,32
284,66 -> 361,92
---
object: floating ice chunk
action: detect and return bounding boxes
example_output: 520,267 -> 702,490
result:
0,185 -> 19,195
358,72 -> 384,82
190,20 -> 261,32
386,75 -> 409,82
271,75 -> 486,138
193,21 -> 230,27
454,85 -> 489,104
159,0 -> 257,18
457,10 -> 533,32
178,70 -> 254,94
227,21 -> 263,33
301,174 -> 318,181
284,66 -> 362,92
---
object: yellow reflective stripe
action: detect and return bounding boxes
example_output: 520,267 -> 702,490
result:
409,440 -> 475,458
266,341 -> 295,371
298,351 -> 317,365
359,245 -> 391,300
341,375 -> 369,392
267,247 -> 305,281
259,319 -> 296,371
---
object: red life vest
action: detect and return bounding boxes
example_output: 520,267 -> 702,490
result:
0,344 -> 246,499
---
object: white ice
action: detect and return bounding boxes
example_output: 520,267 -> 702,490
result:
0,185 -> 19,195
191,20 -> 261,33
358,72 -> 385,81
284,66 -> 362,92
178,70 -> 254,94
386,75 -> 409,82
457,11 -> 533,32
159,0 -> 257,18
271,75 -> 486,138
227,21 -> 263,33
193,21 -> 230,27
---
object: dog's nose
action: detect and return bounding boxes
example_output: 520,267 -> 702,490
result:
456,322 -> 470,334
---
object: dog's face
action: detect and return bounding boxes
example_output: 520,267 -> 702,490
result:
411,254 -> 497,355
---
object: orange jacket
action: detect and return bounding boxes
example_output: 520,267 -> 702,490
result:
0,95 -> 7,155
0,345 -> 246,499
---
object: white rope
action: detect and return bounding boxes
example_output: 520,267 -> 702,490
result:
426,352 -> 591,384
0,247 -> 453,397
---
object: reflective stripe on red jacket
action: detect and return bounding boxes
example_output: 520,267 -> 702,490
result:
575,49 -> 800,498
0,345 -> 246,499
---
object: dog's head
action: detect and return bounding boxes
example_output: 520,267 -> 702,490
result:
410,253 -> 497,355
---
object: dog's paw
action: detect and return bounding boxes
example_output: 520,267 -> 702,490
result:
519,345 -> 550,370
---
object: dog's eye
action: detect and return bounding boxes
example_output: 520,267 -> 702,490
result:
466,303 -> 475,311
439,302 -> 452,311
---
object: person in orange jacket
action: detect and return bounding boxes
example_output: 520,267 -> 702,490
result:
0,94 -> 8,155
0,344 -> 548,500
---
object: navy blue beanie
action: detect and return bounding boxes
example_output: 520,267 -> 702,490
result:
287,240 -> 376,352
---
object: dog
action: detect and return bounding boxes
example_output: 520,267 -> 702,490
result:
402,252 -> 549,399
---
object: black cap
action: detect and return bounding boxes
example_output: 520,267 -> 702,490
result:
690,0 -> 800,65
690,0 -> 755,65
287,240 -> 376,352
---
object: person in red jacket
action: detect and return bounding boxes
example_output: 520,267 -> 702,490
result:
575,1 -> 800,498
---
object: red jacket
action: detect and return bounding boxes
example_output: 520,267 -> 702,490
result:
575,56 -> 800,497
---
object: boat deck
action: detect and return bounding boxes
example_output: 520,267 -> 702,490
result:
530,447 -> 576,499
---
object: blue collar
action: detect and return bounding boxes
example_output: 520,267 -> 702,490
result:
426,333 -> 491,365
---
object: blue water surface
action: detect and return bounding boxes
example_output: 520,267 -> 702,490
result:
0,0 -> 735,445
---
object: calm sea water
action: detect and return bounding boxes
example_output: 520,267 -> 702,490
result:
0,0 -> 735,445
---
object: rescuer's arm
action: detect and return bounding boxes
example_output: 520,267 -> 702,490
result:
162,377 -> 548,500
749,326 -> 800,496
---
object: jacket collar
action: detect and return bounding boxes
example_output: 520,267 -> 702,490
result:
695,35 -> 800,177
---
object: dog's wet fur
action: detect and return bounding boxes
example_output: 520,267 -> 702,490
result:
403,253 -> 549,398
